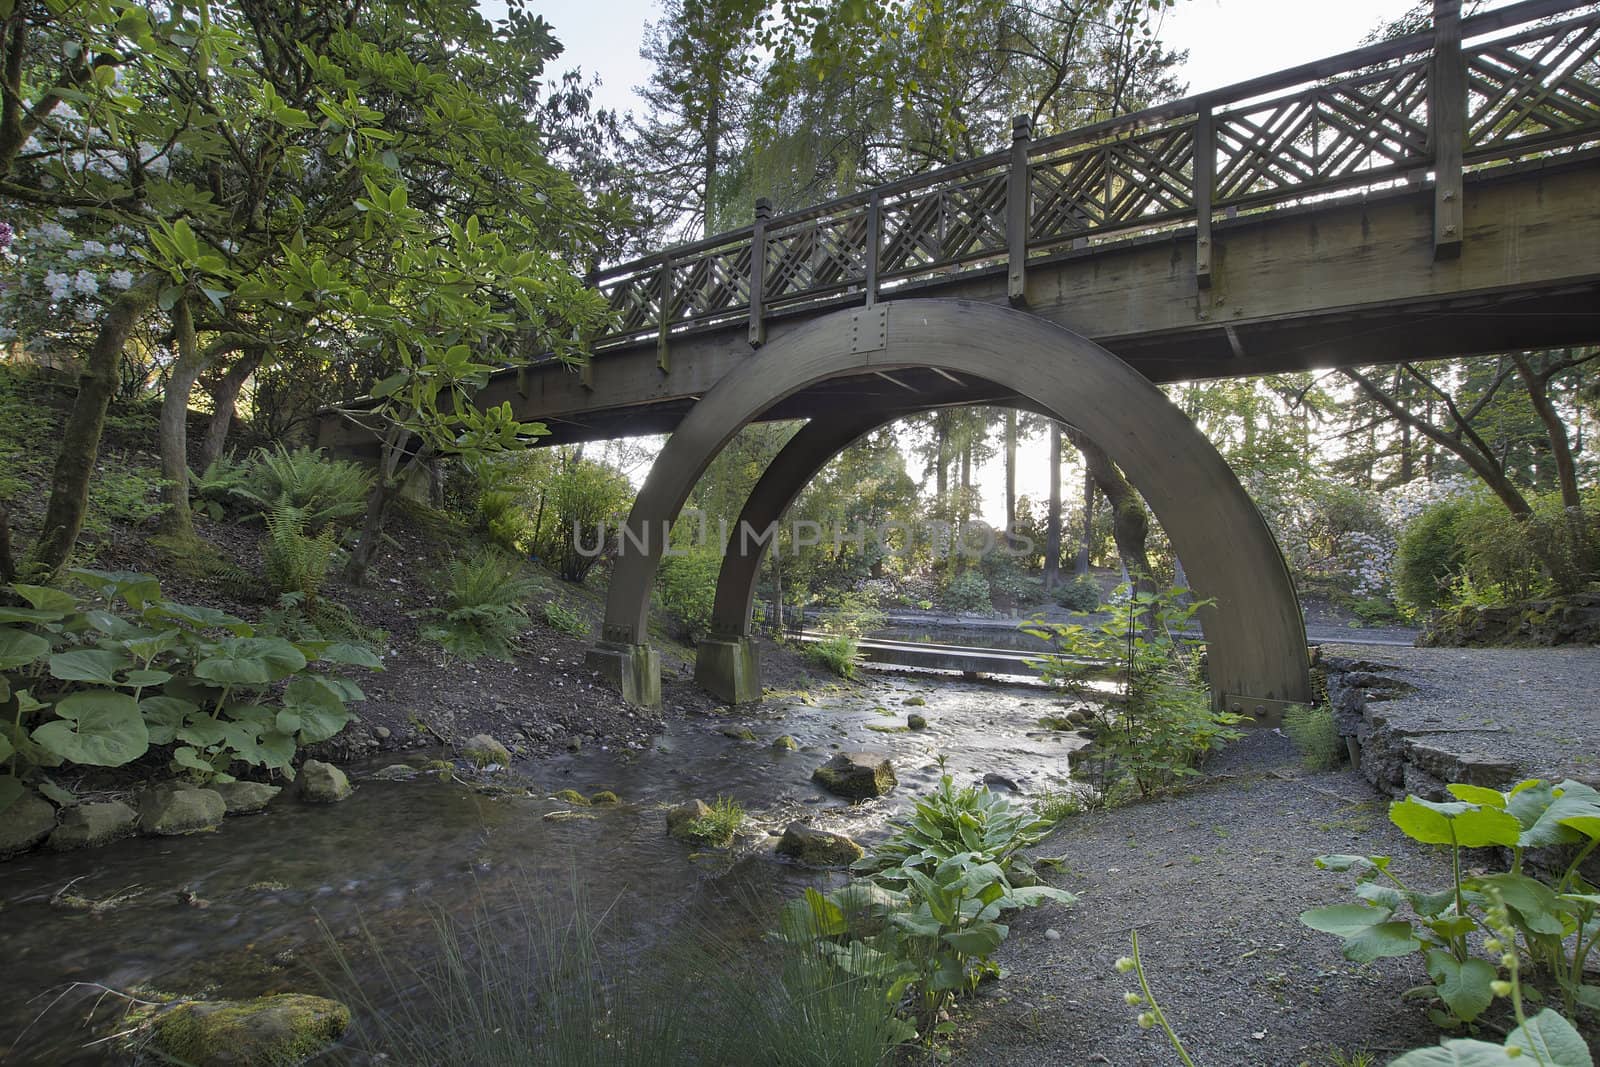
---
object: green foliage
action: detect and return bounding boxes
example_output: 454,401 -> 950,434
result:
681,796 -> 744,848
0,571 -> 379,796
1025,586 -> 1241,798
1055,573 -> 1102,612
1303,778 -> 1600,1024
1284,705 -> 1344,771
83,469 -> 172,533
803,635 -> 860,680
539,601 -> 589,639
654,544 -> 721,643
939,569 -> 992,614
781,774 -> 1075,1041
420,551 -> 538,661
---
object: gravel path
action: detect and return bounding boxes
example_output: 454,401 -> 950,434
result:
953,732 -> 1471,1066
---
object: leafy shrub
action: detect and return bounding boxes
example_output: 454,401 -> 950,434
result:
1025,585 -> 1241,798
0,571 -> 380,801
655,544 -> 720,642
539,600 -> 589,638
1283,704 -> 1343,770
1394,496 -> 1468,615
803,635 -> 859,679
1055,573 -> 1101,612
815,590 -> 884,638
531,455 -> 634,583
782,775 -> 1075,1039
1303,777 -> 1600,1024
420,550 -> 538,661
939,569 -> 991,614
855,773 -> 1054,881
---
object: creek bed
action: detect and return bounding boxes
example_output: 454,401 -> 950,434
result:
1,675 -> 1088,1063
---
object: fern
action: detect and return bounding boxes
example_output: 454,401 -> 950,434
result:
420,550 -> 540,661
262,503 -> 339,602
234,445 -> 372,531
189,451 -> 253,521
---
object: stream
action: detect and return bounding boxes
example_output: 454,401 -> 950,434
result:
0,673 -> 1087,1064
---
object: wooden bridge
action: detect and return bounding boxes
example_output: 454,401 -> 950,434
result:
320,0 -> 1600,714
436,0 -> 1600,445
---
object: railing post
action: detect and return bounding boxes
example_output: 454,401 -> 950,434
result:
1194,106 -> 1215,290
748,197 -> 770,347
655,261 -> 672,373
1007,113 -> 1032,307
1430,0 -> 1465,260
864,191 -> 881,307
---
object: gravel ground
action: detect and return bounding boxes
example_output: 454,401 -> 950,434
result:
1321,643 -> 1600,787
952,731 -> 1501,1067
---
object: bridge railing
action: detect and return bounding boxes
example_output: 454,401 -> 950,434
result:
591,0 -> 1600,355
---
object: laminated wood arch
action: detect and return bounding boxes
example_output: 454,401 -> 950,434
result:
591,299 -> 1310,711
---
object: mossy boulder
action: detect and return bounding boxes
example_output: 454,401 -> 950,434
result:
139,786 -> 226,835
776,821 -> 864,867
369,764 -> 419,781
906,713 -> 928,730
49,800 -> 138,850
665,799 -> 713,841
553,788 -> 591,806
0,789 -> 57,856
771,734 -> 799,752
590,790 -> 620,805
296,761 -> 352,804
719,726 -> 758,742
812,753 -> 897,800
154,993 -> 350,1066
904,696 -> 927,707
214,782 -> 281,815
461,733 -> 511,767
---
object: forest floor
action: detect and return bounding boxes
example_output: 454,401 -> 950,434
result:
950,727 -> 1599,1066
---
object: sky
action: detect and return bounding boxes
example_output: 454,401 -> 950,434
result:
491,0 -> 1451,525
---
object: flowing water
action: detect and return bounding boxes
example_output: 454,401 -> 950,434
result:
0,674 -> 1086,1064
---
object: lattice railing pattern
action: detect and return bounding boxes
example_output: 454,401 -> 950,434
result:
667,239 -> 752,322
879,171 -> 1009,277
588,0 -> 1600,347
1214,61 -> 1431,206
1465,14 -> 1600,156
765,209 -> 869,305
1029,122 -> 1197,248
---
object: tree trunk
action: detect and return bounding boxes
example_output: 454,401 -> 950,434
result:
0,504 -> 16,583
29,274 -> 161,580
1043,422 -> 1062,589
1004,409 -> 1017,543
158,296 -> 204,539
346,427 -> 431,585
200,345 -> 265,470
1068,429 -> 1156,596
1513,352 -> 1583,513
1076,464 -> 1092,576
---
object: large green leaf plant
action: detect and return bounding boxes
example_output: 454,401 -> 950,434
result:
0,570 -> 381,811
1303,778 -> 1600,1026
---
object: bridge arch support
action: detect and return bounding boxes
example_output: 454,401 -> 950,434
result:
586,299 -> 1311,714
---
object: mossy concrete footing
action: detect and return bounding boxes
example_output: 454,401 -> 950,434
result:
584,641 -> 661,708
694,635 -> 762,705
